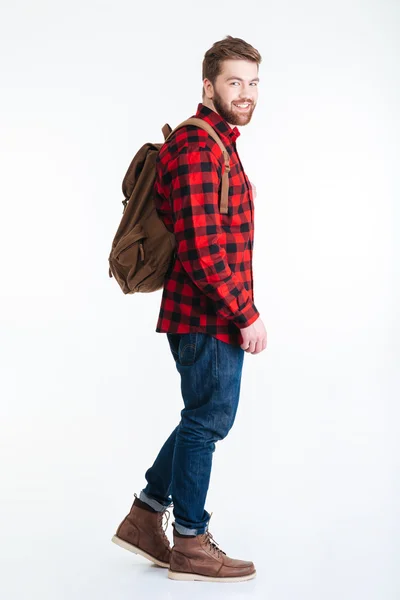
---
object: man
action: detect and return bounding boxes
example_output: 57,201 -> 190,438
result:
112,35 -> 267,583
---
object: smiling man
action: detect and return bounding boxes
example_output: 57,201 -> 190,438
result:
112,36 -> 267,583
204,60 -> 259,125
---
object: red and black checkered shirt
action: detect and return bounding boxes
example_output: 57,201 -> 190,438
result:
153,102 -> 260,346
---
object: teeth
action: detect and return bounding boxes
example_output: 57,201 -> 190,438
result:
234,103 -> 249,108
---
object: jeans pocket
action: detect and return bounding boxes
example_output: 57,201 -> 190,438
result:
167,333 -> 180,362
178,332 -> 198,366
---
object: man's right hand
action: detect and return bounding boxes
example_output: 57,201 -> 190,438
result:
239,316 -> 267,354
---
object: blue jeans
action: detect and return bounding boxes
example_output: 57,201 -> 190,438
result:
140,332 -> 245,535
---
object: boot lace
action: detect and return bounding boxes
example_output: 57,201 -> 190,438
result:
157,508 -> 172,548
202,514 -> 226,558
134,493 -> 172,549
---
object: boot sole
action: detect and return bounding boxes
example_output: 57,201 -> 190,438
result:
111,535 -> 170,568
167,569 -> 257,582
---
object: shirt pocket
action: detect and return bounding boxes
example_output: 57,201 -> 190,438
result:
220,199 -> 252,235
220,210 -> 245,233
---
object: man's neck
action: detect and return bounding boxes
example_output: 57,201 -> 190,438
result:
202,98 -> 217,113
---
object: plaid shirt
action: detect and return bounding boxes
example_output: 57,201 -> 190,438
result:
153,102 -> 260,346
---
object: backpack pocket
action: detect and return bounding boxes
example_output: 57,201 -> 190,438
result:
113,223 -> 147,262
109,223 -> 156,293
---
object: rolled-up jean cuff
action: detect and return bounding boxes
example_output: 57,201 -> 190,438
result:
139,490 -> 171,512
174,521 -> 205,536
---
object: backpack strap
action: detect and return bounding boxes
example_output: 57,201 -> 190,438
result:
161,117 -> 230,214
162,123 -> 172,139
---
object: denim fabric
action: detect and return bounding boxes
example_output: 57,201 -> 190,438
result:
141,332 -> 245,535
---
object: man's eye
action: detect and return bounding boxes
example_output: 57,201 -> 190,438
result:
230,82 -> 258,86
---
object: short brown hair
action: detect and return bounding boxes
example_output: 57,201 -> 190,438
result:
202,35 -> 262,98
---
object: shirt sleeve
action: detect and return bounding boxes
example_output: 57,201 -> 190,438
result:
169,145 -> 260,329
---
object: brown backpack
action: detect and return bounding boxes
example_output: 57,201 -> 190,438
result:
108,117 -> 231,294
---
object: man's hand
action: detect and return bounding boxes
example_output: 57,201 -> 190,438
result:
239,316 -> 267,354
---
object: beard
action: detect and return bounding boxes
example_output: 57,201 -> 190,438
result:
212,89 -> 256,126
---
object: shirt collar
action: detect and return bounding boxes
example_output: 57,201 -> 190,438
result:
195,103 -> 241,145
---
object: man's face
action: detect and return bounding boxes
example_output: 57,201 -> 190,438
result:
203,59 -> 259,127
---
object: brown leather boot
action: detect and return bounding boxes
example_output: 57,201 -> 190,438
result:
168,520 -> 256,582
111,493 -> 171,568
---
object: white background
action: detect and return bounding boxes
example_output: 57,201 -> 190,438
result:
1,1 -> 399,598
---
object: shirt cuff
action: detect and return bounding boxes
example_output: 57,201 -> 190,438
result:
233,300 -> 260,329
